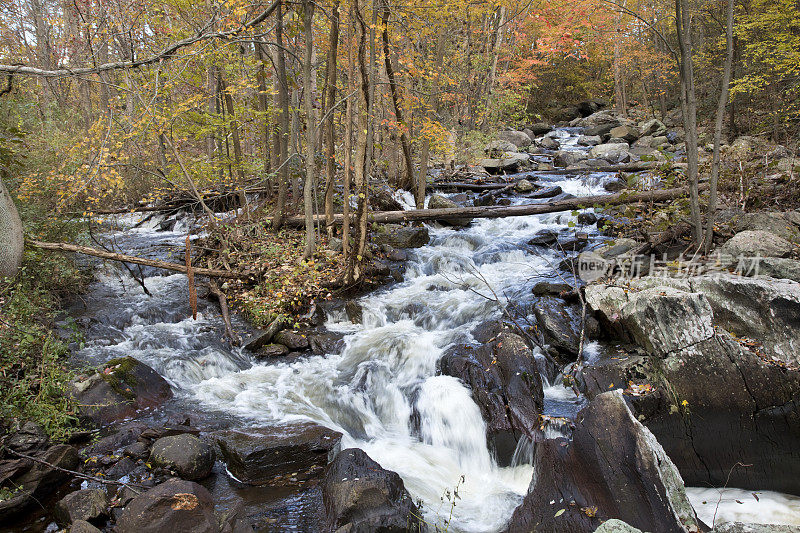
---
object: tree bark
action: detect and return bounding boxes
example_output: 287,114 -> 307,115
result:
302,0 -> 317,259
323,0 -> 340,240
704,0 -> 735,254
273,0 -> 290,228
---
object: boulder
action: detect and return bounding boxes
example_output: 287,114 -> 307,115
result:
308,332 -> 346,355
533,297 -> 589,356
70,521 -> 102,533
505,391 -> 699,533
71,357 -> 172,425
428,194 -> 472,227
150,434 -> 216,481
528,230 -> 559,246
589,143 -> 632,164
273,330 -> 310,350
577,135 -> 602,146
243,316 -> 290,351
752,257 -> 800,283
515,179 -> 535,193
727,136 -> 755,160
255,343 -> 289,359
55,489 -> 107,525
639,118 -> 666,137
712,524 -> 800,533
526,122 -> 553,135
609,125 -> 641,142
728,212 -> 800,243
603,177 -> 627,192
585,277 -> 800,493
529,185 -> 563,199
372,224 -> 430,248
498,130 -> 532,148
115,479 -> 219,533
720,230 -> 794,258
322,448 -> 421,533
485,139 -> 519,157
438,324 -> 543,464
553,150 -> 588,168
578,111 -> 619,129
369,184 -> 403,212
532,281 -> 572,296
215,423 -> 342,485
596,520 -> 643,533
538,136 -> 560,150
5,422 -> 48,454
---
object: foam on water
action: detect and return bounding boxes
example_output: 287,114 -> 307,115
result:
687,487 -> 800,527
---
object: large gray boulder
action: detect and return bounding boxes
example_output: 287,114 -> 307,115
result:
497,130 -> 532,148
505,390 -> 699,533
485,139 -> 519,156
578,135 -> 602,146
372,224 -> 429,248
609,125 -> 641,143
55,489 -> 107,525
215,423 -> 342,485
638,118 -> 666,137
553,150 -> 589,168
728,212 -> 800,243
720,230 -> 794,258
589,143 -> 632,163
322,448 -> 420,533
116,479 -> 219,533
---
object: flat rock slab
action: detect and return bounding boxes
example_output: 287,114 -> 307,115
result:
215,423 -> 342,485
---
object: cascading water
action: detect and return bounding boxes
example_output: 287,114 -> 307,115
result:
73,132 -> 609,532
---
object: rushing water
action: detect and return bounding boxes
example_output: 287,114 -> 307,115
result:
71,130 -> 800,531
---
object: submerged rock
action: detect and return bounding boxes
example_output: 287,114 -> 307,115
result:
372,224 -> 430,248
322,448 -> 420,533
71,356 -> 172,425
505,390 -> 698,533
215,423 -> 342,485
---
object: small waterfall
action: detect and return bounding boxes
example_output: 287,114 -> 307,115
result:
74,129 -> 614,532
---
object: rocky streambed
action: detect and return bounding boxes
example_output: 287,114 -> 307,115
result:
2,119 -> 800,533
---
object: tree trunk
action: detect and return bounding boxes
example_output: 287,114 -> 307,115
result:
0,177 -> 24,278
342,8 -> 356,264
380,0 -> 415,194
273,0 -> 290,228
703,0 -> 735,254
302,0 -> 317,259
323,0 -> 340,240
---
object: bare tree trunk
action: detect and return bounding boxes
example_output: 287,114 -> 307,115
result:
0,177 -> 24,278
273,0 -> 290,228
255,42 -> 272,179
302,0 -> 317,259
704,0 -> 735,254
323,0 -> 340,241
676,0 -> 703,246
380,0 -> 415,193
484,5 -> 505,126
342,8 -> 356,264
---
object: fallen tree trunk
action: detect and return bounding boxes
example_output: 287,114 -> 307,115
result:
276,185 -> 705,227
28,239 -> 246,279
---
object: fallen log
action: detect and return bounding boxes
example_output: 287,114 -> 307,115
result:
275,185 -> 705,227
28,239 -> 247,279
431,181 -> 511,191
534,162 -> 659,175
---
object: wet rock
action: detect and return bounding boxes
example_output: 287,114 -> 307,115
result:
345,300 -> 363,323
526,122 -> 553,136
243,316 -> 291,352
438,324 -> 543,464
322,448 -> 421,533
150,434 -> 215,481
515,179 -> 535,193
603,178 -> 628,192
273,330 -> 310,351
369,184 -> 403,212
578,135 -> 602,146
589,143 -> 632,163
215,423 -> 342,485
5,422 -> 48,454
538,136 -> 560,150
531,281 -> 572,296
577,212 -> 597,225
498,130 -> 532,148
473,193 -> 496,207
116,479 -> 219,533
428,194 -> 472,227
158,218 -> 177,232
533,297 -> 586,356
528,230 -> 559,246
123,441 -> 150,460
553,150 -> 588,168
372,223 -> 429,248
70,520 -> 102,533
106,456 -> 138,479
528,185 -> 563,199
71,357 -> 172,425
255,343 -> 289,359
308,332 -> 346,355
505,390 -> 699,533
55,489 -> 107,525
0,444 -> 80,521
85,423 -> 147,456
712,524 -> 800,533
609,125 -> 640,142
